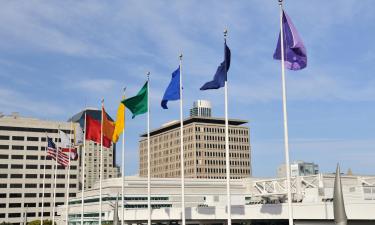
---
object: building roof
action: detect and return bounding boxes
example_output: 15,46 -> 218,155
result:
68,107 -> 114,127
140,116 -> 248,137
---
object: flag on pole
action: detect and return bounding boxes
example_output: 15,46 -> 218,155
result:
112,101 -> 125,143
122,81 -> 148,118
200,42 -> 231,90
273,10 -> 307,70
102,106 -> 115,146
47,137 -> 69,167
74,123 -> 84,146
161,67 -> 180,109
59,130 -> 78,160
85,115 -> 101,143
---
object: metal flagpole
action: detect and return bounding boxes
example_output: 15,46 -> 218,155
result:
223,29 -> 232,225
81,112 -> 87,225
121,88 -> 126,225
99,100 -> 104,225
41,133 -> 48,225
52,127 -> 60,225
278,1 -> 294,225
65,122 -> 73,225
147,72 -> 151,225
179,54 -> 186,225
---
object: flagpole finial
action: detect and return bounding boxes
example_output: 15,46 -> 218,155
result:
179,53 -> 183,60
224,29 -> 228,37
278,0 -> 283,5
146,71 -> 150,80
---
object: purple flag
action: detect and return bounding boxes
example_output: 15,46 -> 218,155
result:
273,10 -> 307,70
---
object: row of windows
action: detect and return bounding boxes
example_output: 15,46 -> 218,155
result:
0,135 -> 42,141
0,164 -> 77,170
0,211 -> 52,219
0,192 -> 76,198
197,167 -> 250,174
0,183 -> 77,188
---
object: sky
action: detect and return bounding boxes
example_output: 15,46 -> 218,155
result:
0,0 -> 374,177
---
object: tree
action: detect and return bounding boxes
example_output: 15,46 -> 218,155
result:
27,220 -> 55,225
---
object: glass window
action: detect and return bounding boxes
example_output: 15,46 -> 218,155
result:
12,145 -> 24,150
12,136 -> 24,141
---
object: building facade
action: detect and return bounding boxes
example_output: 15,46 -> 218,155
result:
0,113 -> 80,224
139,116 -> 251,179
70,108 -> 120,190
189,100 -> 212,118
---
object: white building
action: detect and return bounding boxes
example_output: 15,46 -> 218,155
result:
190,100 -> 212,118
0,113 -> 80,224
57,174 -> 375,225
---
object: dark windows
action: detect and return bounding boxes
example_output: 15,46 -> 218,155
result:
26,174 -> 37,179
8,213 -> 21,218
12,136 -> 24,141
56,184 -> 65,188
0,174 -> 7,178
26,155 -> 38,160
25,193 -> 37,198
25,183 -> 37,188
10,184 -> 22,188
9,193 -> 22,198
9,203 -> 22,208
56,193 -> 65,197
27,137 -> 39,141
0,164 -> 7,169
0,145 -> 9,150
11,164 -> 23,169
26,164 -> 38,169
27,146 -> 38,151
11,175 -> 24,180
0,154 -> 8,159
12,145 -> 24,150
0,135 -> 9,140
11,155 -> 23,160
0,184 -> 7,188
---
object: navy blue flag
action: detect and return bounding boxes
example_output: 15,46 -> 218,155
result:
273,10 -> 307,70
161,66 -> 180,109
200,41 -> 231,90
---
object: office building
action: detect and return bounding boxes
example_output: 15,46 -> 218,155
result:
139,116 -> 251,179
189,100 -> 212,117
277,160 -> 319,178
69,108 -> 120,190
0,113 -> 80,224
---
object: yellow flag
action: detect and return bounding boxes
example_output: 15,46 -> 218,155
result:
112,101 -> 125,143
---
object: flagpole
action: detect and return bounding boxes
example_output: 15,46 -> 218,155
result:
223,29 -> 232,225
81,112 -> 87,225
121,87 -> 126,225
179,54 -> 186,225
278,1 -> 294,225
41,133 -> 48,225
52,127 -> 60,225
147,72 -> 151,225
65,122 -> 73,225
99,100 -> 104,225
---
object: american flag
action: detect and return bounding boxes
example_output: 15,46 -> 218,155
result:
47,137 -> 69,167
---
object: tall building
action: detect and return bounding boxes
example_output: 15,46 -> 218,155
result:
69,108 -> 120,190
0,113 -> 80,224
189,100 -> 212,117
277,160 -> 319,178
139,116 -> 251,179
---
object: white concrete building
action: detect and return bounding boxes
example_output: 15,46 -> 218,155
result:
57,174 -> 375,225
0,113 -> 80,224
278,161 -> 319,178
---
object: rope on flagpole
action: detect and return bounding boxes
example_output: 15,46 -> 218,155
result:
99,99 -> 104,225
278,1 -> 294,225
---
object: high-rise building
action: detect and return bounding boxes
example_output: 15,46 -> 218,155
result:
189,100 -> 212,118
69,108 -> 120,190
277,160 -> 319,178
0,113 -> 80,224
139,116 -> 251,179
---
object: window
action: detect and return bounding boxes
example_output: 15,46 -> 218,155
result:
0,164 -> 7,168
57,174 -> 65,179
0,213 -> 4,218
27,137 -> 39,141
8,213 -> 21,218
25,193 -> 37,198
69,184 -> 77,188
11,164 -> 23,169
12,136 -> 24,141
0,194 -> 6,198
0,184 -> 7,188
24,203 -> 36,207
27,146 -> 38,151
56,193 -> 65,197
0,204 -> 5,208
25,183 -> 37,188
11,155 -> 23,160
26,164 -> 38,169
26,174 -> 38,179
41,137 -> 46,142
69,193 -> 76,197
12,145 -> 24,150
9,193 -> 22,198
0,135 -> 9,140
26,155 -> 38,160
0,154 -> 8,159
10,174 -> 23,178
0,174 -> 7,178
9,203 -> 22,208
0,145 -> 9,150
10,184 -> 22,188
56,184 -> 65,188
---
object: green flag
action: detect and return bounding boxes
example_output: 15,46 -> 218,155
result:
122,81 -> 148,118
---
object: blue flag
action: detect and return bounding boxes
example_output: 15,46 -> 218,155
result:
200,41 -> 231,90
161,66 -> 180,109
273,10 -> 307,70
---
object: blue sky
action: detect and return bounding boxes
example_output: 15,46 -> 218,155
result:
0,0 -> 374,177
